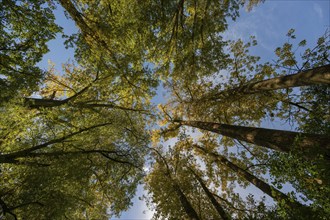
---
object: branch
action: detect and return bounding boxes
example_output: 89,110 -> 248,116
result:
244,163 -> 269,171
1,123 -> 112,160
212,193 -> 248,213
10,201 -> 44,210
235,139 -> 263,163
0,197 -> 17,220
287,101 -> 311,112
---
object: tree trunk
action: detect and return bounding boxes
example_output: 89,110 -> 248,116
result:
209,64 -> 330,100
155,150 -> 200,220
58,0 -> 114,56
173,182 -> 201,220
195,146 -> 304,210
236,64 -> 329,92
174,120 -> 330,157
57,0 -> 93,38
190,168 -> 230,220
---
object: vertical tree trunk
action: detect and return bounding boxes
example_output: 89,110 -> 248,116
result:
195,146 -> 304,210
190,168 -> 231,220
174,120 -> 330,157
155,150 -> 200,220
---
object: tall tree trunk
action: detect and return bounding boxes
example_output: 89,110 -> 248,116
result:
173,182 -> 201,220
57,0 -> 96,41
190,168 -> 231,220
174,120 -> 330,157
195,146 -> 304,210
154,150 -> 200,220
58,0 -> 114,57
208,64 -> 330,100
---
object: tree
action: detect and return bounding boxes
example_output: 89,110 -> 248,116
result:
172,119 -> 330,158
0,98 -> 148,218
189,166 -> 231,220
194,145 -> 304,211
201,64 -> 329,102
162,31 -> 330,129
0,0 -> 61,103
145,147 -> 201,219
2,0 -> 329,218
145,140 -> 278,219
0,59 -> 151,218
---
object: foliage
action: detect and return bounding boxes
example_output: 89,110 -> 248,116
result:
1,0 -> 329,219
0,0 -> 61,103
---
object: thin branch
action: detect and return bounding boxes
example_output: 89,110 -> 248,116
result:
244,163 -> 268,171
1,123 -> 112,160
212,193 -> 248,213
235,139 -> 262,163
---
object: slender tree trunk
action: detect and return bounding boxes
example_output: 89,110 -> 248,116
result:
154,150 -> 200,220
57,0 -> 93,38
208,64 -> 330,100
190,168 -> 230,220
195,146 -> 304,210
174,120 -> 330,157
173,182 -> 201,220
24,84 -> 90,108
58,0 -> 114,57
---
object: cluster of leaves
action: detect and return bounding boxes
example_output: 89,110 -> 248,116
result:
1,0 -> 329,219
0,0 -> 61,103
150,27 -> 329,219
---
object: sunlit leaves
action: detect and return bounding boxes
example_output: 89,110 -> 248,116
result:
0,0 -> 61,103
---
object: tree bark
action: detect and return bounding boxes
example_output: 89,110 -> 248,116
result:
174,120 -> 330,157
195,146 -> 304,210
236,64 -> 330,92
154,149 -> 200,220
173,182 -> 201,220
190,168 -> 230,220
57,0 -> 94,39
58,0 -> 114,56
208,64 -> 330,100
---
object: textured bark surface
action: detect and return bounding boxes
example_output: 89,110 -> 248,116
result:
24,97 -> 145,112
210,64 -> 330,100
176,120 -> 330,155
235,64 -> 330,94
173,183 -> 201,220
191,169 -> 230,220
196,146 -> 304,210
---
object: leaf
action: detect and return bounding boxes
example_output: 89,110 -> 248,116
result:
298,39 -> 306,47
286,28 -> 296,39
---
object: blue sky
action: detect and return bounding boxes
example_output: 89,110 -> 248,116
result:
37,1 -> 329,219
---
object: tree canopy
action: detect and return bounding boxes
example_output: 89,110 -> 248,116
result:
0,0 -> 329,219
